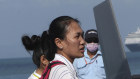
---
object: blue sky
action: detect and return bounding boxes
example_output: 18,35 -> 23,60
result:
0,0 -> 140,59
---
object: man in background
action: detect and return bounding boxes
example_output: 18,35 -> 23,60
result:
73,29 -> 106,79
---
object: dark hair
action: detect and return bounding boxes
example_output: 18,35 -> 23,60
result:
48,16 -> 80,60
41,31 -> 53,61
22,31 -> 50,68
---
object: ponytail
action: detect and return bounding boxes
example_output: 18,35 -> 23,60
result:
22,35 -> 41,51
22,35 -> 42,68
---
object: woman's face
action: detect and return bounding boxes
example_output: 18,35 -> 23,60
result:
62,21 -> 85,61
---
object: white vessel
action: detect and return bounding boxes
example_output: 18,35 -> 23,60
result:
125,27 -> 140,52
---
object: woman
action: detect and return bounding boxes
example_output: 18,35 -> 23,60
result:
22,31 -> 50,79
40,16 -> 85,79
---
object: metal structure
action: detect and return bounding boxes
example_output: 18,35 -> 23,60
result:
93,0 -> 132,79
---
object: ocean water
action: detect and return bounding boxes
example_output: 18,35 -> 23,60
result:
0,57 -> 36,79
0,52 -> 140,79
126,52 -> 140,75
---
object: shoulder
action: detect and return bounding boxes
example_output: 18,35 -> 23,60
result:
96,54 -> 104,66
49,65 -> 74,79
28,70 -> 41,79
28,73 -> 39,79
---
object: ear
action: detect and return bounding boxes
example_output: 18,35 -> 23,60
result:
40,55 -> 49,67
55,38 -> 63,49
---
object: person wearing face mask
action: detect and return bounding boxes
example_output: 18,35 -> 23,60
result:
73,29 -> 106,79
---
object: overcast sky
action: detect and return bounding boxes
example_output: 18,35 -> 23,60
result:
0,0 -> 140,59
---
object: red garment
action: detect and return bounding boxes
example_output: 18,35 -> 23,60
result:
40,60 -> 65,79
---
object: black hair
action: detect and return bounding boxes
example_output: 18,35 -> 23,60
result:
22,31 -> 50,68
41,31 -> 53,61
48,16 -> 80,60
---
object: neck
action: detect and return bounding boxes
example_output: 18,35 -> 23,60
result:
57,50 -> 74,63
36,67 -> 44,75
87,50 -> 97,59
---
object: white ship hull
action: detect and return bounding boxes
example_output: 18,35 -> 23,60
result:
125,27 -> 140,52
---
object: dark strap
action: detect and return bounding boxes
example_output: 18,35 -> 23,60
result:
40,60 -> 65,79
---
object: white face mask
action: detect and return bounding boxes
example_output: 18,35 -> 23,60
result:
86,43 -> 98,53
